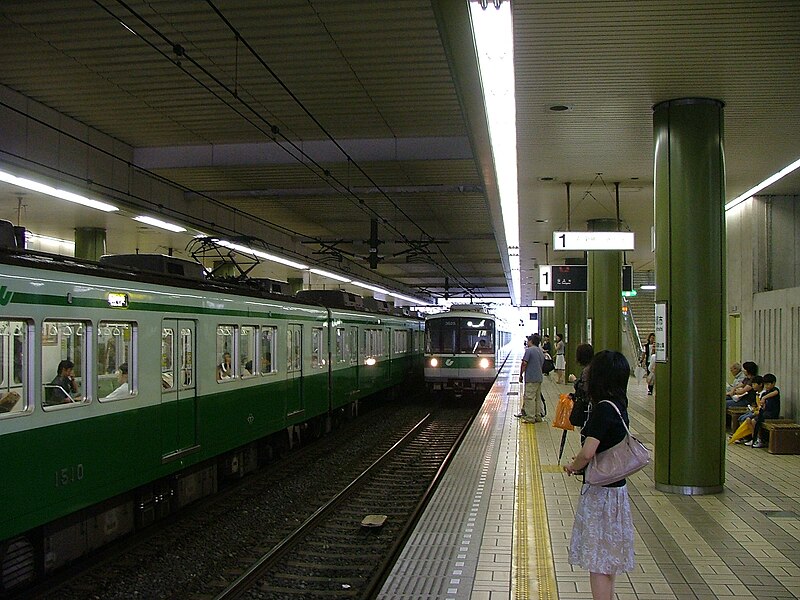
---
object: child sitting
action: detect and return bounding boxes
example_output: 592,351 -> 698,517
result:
745,373 -> 780,448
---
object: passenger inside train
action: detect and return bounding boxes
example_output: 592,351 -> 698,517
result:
216,352 -> 233,380
45,359 -> 81,405
102,362 -> 131,400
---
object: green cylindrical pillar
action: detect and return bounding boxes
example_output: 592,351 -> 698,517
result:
565,291 -> 587,379
587,219 -> 622,353
74,227 -> 106,261
287,277 -> 304,295
653,98 -> 726,495
554,292 -> 566,340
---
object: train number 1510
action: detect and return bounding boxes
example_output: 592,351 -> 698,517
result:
55,464 -> 85,487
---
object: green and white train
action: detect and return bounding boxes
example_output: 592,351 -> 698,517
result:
424,305 -> 513,396
0,246 -> 423,592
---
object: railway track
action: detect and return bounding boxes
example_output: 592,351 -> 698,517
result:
213,406 -> 476,600
20,400 -> 478,600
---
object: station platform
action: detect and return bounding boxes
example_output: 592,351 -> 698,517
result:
379,352 -> 800,600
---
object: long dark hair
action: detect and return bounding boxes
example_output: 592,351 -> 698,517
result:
586,350 -> 629,408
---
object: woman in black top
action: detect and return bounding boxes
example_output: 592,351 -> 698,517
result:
564,350 -> 635,599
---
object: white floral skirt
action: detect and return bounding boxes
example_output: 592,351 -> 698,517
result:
555,354 -> 566,370
568,483 -> 635,575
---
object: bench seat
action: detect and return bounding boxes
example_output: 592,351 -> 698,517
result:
763,422 -> 800,454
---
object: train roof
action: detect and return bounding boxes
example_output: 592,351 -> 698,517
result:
0,248 -> 421,319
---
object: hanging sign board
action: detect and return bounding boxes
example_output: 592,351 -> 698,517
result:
538,265 -> 633,292
553,231 -> 635,251
552,265 -> 588,292
539,265 -> 552,292
655,302 -> 668,362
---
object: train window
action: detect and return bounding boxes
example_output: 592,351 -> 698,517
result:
161,327 -> 175,391
41,320 -> 90,409
98,321 -> 136,401
311,328 -> 325,368
0,319 -> 29,415
287,324 -> 302,373
348,327 -> 358,365
393,330 -> 408,355
216,325 -> 236,381
335,328 -> 345,363
179,326 -> 193,388
259,326 -> 276,374
240,325 -> 256,378
461,319 -> 495,354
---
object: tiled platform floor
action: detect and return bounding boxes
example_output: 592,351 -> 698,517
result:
382,351 -> 800,599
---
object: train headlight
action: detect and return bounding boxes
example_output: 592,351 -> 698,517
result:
430,358 -> 438,367
479,358 -> 490,369
365,357 -> 377,366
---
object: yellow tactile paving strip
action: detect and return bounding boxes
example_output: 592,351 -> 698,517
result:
514,416 -> 559,599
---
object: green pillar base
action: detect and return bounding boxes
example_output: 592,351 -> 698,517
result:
655,483 -> 723,496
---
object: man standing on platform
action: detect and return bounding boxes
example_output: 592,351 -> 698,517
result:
518,333 -> 546,423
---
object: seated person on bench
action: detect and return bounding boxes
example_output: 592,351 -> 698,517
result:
745,373 -> 780,448
726,361 -> 758,407
726,362 -> 746,395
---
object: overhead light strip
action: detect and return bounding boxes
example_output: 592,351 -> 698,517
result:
133,215 -> 187,233
0,168 -> 118,212
470,2 -> 520,305
309,268 -> 351,283
725,156 -> 800,211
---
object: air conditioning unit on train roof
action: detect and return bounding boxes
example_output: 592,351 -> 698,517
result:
448,304 -> 490,313
296,289 -> 364,310
99,253 -> 206,281
362,296 -> 392,314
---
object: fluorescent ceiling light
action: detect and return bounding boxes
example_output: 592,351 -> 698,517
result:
133,215 -> 187,233
351,281 -> 389,295
215,239 -> 309,270
470,2 -> 519,305
26,231 -> 75,246
725,156 -> 800,211
308,268 -> 351,283
640,284 -> 656,290
390,292 -> 430,305
0,168 -> 118,212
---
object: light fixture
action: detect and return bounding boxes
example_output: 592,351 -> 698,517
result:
215,239 -> 309,270
308,268 -> 351,283
0,168 -> 118,212
350,280 -> 390,295
470,2 -> 519,304
640,285 -> 656,290
133,215 -> 187,233
725,156 -> 800,211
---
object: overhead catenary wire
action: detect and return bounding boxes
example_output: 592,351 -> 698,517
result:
98,0 -> 475,296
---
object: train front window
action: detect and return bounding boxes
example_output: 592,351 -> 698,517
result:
0,319 -> 29,415
426,318 -> 458,353
461,318 -> 495,353
41,320 -> 89,408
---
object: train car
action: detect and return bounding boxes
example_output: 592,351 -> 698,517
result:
424,305 -> 513,397
0,245 -> 423,592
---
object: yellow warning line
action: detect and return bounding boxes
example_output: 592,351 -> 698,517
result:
513,422 -> 559,600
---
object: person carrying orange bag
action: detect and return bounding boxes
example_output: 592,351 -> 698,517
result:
553,393 -> 574,461
553,394 -> 575,431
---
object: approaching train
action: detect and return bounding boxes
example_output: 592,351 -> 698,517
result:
0,241 -> 423,592
424,305 -> 513,396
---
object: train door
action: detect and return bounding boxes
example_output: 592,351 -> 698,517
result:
348,326 -> 359,389
160,319 -> 198,461
286,323 -> 303,416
